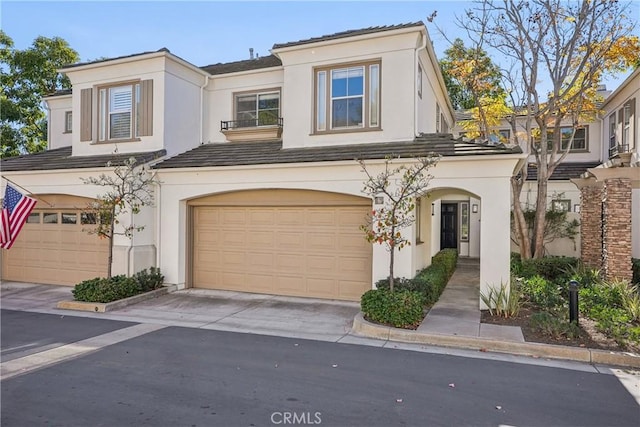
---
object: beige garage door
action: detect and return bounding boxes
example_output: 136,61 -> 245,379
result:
191,189 -> 372,301
1,194 -> 109,286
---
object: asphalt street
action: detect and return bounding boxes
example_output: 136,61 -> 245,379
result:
1,309 -> 638,427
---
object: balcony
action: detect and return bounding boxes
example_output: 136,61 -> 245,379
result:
609,143 -> 629,159
220,118 -> 283,142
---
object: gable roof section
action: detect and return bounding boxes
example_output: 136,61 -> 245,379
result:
200,55 -> 282,75
1,147 -> 167,172
272,22 -> 424,50
154,134 -> 522,170
526,162 -> 602,181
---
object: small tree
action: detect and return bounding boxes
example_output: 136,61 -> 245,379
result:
81,157 -> 159,278
359,155 -> 440,291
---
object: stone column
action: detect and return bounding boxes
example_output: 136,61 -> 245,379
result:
602,178 -> 633,282
579,183 -> 603,270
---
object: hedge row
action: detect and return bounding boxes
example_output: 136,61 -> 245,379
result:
73,267 -> 164,303
362,249 -> 459,328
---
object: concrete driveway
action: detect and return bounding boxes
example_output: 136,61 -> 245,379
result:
0,282 -> 360,342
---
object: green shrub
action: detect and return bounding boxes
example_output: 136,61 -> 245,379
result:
481,281 -> 521,317
133,267 -> 164,292
529,312 -> 581,339
564,263 -> 602,289
517,256 -> 579,281
361,289 -> 425,328
519,275 -> 563,309
72,275 -> 140,303
375,249 -> 458,306
510,252 -> 523,277
633,258 -> 640,285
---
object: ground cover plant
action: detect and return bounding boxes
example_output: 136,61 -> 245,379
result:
483,254 -> 640,352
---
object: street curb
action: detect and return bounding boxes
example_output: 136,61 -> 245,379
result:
57,285 -> 176,313
352,312 -> 640,368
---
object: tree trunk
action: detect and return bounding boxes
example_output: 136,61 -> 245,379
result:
532,169 -> 548,258
389,223 -> 396,292
107,207 -> 116,279
511,177 -> 531,259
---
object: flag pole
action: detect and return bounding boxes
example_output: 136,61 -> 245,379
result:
1,176 -> 54,207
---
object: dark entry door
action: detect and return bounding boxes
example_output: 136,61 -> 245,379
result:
441,203 -> 458,249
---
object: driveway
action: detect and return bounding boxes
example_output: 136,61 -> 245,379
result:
0,282 -> 360,342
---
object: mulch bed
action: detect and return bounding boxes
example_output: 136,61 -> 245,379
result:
481,307 -> 628,352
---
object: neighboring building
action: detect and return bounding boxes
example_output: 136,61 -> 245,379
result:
1,22 -> 524,305
454,69 -> 639,279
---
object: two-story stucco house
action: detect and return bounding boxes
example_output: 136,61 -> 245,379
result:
1,22 -> 525,305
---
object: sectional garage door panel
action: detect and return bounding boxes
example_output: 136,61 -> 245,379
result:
192,194 -> 372,301
1,195 -> 109,286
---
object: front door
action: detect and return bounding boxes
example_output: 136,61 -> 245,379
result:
441,203 -> 458,249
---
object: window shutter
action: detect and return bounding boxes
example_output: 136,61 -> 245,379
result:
138,79 -> 153,136
80,88 -> 92,141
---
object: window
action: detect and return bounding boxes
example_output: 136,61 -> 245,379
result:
622,100 -> 632,149
27,212 -> 40,224
314,60 -> 380,132
552,199 -> 571,212
89,80 -> 153,142
234,91 -> 280,128
538,126 -> 588,151
81,212 -> 97,225
64,111 -> 72,133
460,202 -> 469,242
498,129 -> 510,143
417,63 -> 423,99
436,104 -> 441,132
43,213 -> 58,224
61,213 -> 77,224
609,114 -> 617,149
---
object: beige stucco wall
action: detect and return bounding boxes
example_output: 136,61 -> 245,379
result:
44,95 -> 73,149
156,154 -> 521,308
204,68 -> 284,144
64,54 -> 206,158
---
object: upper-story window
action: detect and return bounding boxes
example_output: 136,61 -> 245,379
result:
235,91 -> 280,128
314,60 -> 380,133
417,63 -> 423,99
64,111 -> 72,133
537,126 -> 588,151
80,79 -> 153,143
99,83 -> 138,141
609,114 -> 616,149
621,99 -> 634,149
436,104 -> 441,132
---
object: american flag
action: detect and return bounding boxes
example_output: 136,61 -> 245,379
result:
0,184 -> 37,250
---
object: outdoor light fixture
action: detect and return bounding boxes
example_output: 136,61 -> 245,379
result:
374,196 -> 384,205
574,204 -> 580,213
431,203 -> 435,215
472,204 -> 478,213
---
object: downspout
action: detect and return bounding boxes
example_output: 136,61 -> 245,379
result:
155,177 -> 161,270
44,100 -> 52,149
414,32 -> 428,137
199,74 -> 209,144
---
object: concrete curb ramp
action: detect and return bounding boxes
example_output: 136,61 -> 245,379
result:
57,286 -> 175,313
352,312 -> 640,369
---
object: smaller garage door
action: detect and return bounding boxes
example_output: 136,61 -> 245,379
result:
1,194 -> 109,286
191,189 -> 373,301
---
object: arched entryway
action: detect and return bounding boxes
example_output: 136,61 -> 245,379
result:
187,189 -> 372,301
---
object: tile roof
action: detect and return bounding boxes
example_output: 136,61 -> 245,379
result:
272,22 -> 425,49
45,89 -> 72,97
154,134 -> 522,170
200,55 -> 282,75
525,161 -> 602,181
61,48 -> 171,70
1,147 -> 167,172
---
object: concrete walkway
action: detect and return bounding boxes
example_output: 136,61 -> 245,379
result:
417,258 -> 525,342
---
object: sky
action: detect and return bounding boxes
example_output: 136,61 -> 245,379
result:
2,0 -> 639,91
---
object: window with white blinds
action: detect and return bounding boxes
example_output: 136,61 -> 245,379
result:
91,80 -> 152,142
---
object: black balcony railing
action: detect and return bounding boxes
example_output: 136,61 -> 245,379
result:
609,143 -> 629,158
221,117 -> 283,131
